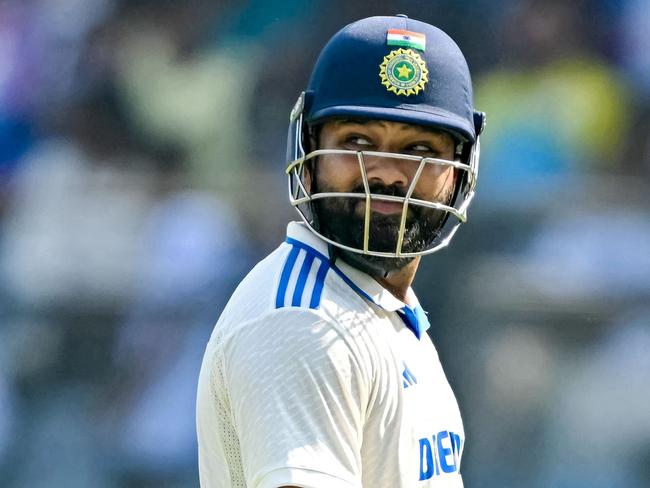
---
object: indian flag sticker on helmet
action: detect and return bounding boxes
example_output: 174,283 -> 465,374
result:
386,28 -> 426,51
379,48 -> 429,96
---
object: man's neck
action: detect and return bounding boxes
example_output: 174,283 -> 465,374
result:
374,257 -> 420,306
331,246 -> 420,307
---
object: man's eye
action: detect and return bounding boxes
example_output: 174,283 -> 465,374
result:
347,136 -> 373,147
410,144 -> 434,152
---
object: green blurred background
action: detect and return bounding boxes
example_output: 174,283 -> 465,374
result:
0,0 -> 649,487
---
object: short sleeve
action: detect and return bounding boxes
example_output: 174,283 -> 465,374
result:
220,308 -> 368,488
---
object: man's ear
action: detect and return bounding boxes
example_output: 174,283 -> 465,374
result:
306,126 -> 318,154
303,125 -> 319,194
303,162 -> 313,193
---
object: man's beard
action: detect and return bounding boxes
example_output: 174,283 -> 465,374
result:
312,177 -> 455,277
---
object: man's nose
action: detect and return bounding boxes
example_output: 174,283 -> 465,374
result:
362,154 -> 411,189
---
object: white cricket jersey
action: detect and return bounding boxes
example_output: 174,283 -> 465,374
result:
197,222 -> 465,488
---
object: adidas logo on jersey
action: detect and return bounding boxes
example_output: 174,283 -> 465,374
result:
402,363 -> 418,388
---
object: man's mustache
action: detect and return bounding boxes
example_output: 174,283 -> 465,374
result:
348,184 -> 421,222
351,182 -> 408,198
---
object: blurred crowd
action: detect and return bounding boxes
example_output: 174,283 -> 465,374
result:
0,0 -> 648,487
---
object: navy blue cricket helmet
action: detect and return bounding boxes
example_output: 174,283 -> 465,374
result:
286,15 -> 486,258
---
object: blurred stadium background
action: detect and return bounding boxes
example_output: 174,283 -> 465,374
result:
0,0 -> 649,487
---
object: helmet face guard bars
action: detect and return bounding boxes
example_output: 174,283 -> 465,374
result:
286,101 -> 482,258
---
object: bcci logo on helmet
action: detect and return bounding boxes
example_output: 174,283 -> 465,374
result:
379,48 -> 429,97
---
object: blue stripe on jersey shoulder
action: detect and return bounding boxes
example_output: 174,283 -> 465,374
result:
292,253 -> 314,306
310,259 -> 329,308
275,240 -> 330,310
284,236 -> 378,303
275,246 -> 300,308
287,237 -> 375,305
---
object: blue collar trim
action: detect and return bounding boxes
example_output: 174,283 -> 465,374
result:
396,305 -> 430,340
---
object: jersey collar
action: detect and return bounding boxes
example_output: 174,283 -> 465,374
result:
286,222 -> 430,339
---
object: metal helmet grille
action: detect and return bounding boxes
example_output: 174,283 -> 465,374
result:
286,106 -> 481,258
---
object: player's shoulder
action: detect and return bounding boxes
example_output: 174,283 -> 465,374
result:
207,229 -> 384,359
215,305 -> 370,386
242,237 -> 346,308
211,238 -> 334,336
